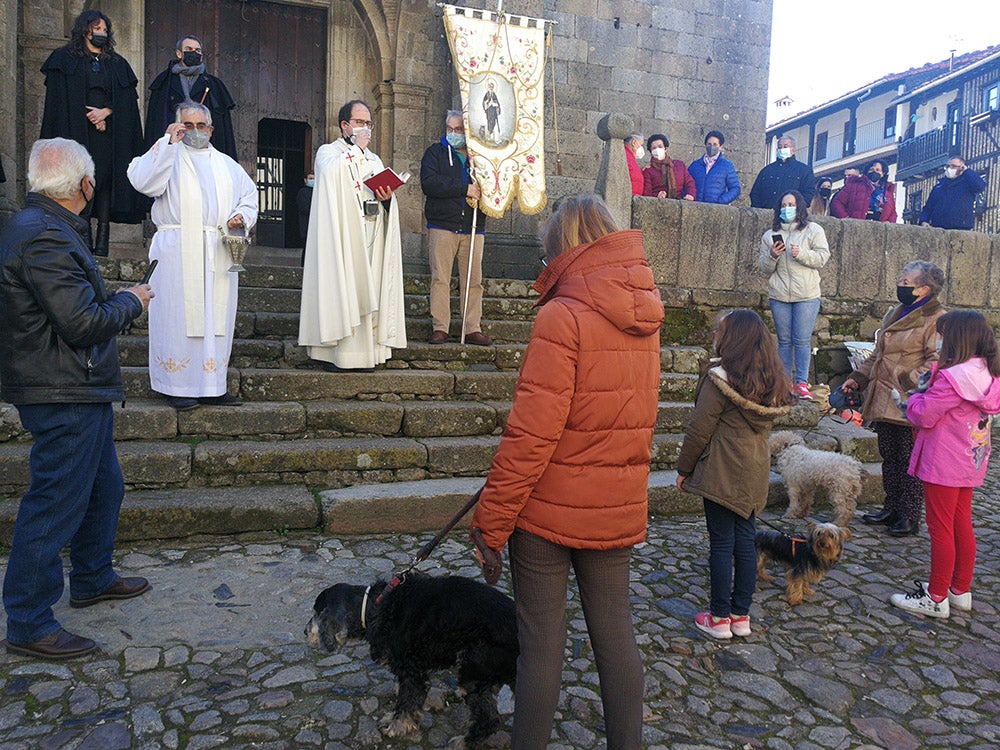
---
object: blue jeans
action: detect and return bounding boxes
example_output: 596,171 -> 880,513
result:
3,403 -> 123,644
703,498 -> 757,618
769,297 -> 821,385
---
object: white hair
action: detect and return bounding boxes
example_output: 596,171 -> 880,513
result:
446,109 -> 463,124
27,138 -> 95,200
175,101 -> 213,126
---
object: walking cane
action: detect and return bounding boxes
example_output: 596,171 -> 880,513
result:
460,204 -> 479,345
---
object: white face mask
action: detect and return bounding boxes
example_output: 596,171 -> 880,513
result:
945,167 -> 958,179
777,147 -> 792,160
349,126 -> 371,144
183,128 -> 211,149
634,146 -> 645,160
651,147 -> 666,161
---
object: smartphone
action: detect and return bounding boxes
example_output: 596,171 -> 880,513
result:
772,234 -> 783,245
141,259 -> 158,284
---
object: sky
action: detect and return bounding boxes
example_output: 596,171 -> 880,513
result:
766,0 -> 1000,125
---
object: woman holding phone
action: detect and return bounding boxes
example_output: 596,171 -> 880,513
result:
757,190 -> 830,400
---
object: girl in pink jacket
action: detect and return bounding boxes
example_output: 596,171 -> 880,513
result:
890,310 -> 1000,618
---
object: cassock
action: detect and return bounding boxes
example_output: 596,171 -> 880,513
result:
145,64 -> 238,160
299,139 -> 406,370
127,134 -> 257,398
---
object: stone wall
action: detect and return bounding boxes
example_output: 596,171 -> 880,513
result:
632,196 -> 1000,381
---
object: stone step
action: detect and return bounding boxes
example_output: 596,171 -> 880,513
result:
0,462 -> 885,544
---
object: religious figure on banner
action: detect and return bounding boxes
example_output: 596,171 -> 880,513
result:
441,5 -> 550,218
483,79 -> 502,144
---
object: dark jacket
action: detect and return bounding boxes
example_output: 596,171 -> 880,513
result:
472,230 -> 663,551
420,138 -> 484,234
642,160 -> 696,199
677,367 -> 791,519
40,45 -> 146,224
688,155 -> 741,205
0,193 -> 143,405
918,169 -> 987,229
830,174 -> 897,222
145,64 -> 238,160
749,156 -> 815,209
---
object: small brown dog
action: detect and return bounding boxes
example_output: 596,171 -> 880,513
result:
756,521 -> 851,606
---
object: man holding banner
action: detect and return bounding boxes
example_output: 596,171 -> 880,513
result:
420,110 -> 491,346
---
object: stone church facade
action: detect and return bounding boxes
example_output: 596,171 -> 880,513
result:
0,0 -> 773,264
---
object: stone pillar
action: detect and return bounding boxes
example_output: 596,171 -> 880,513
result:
594,112 -> 635,229
0,0 -> 18,224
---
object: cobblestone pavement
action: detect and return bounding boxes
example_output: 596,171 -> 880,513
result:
2,476 -> 1000,749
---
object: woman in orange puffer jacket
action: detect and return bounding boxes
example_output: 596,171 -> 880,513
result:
471,194 -> 663,750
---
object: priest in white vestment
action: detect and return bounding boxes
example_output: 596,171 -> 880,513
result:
127,102 -> 257,411
299,99 -> 406,371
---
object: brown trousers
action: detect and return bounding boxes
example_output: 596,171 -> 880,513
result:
428,227 -> 484,334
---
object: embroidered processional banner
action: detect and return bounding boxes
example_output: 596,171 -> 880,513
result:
441,4 -> 549,217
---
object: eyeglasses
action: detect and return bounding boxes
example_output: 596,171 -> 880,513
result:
182,121 -> 211,131
91,57 -> 101,72
446,126 -> 465,134
539,257 -> 548,268
350,118 -> 374,128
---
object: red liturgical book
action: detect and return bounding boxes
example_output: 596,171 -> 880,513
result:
364,168 -> 411,193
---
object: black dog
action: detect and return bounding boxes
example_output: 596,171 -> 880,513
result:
755,522 -> 851,606
306,573 -> 518,749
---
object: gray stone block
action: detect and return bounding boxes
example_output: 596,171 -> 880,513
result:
421,436 -> 499,475
179,401 -> 306,437
193,438 -> 427,477
402,402 -> 497,438
306,402 -> 405,436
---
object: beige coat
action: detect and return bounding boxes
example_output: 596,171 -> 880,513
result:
757,221 -> 830,302
850,297 -> 945,425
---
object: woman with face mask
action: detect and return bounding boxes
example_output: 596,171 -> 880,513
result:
641,134 -> 696,200
809,177 -> 834,216
830,159 -> 898,222
757,190 -> 831,400
688,130 -> 741,205
39,10 -> 146,255
840,261 -> 947,537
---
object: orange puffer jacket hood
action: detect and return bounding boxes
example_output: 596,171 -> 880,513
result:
472,230 -> 664,551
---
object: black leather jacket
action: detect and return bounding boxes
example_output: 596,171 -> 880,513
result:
0,193 -> 143,405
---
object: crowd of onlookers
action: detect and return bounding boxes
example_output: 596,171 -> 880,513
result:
625,131 -> 988,231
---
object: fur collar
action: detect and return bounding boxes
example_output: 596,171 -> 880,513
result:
708,366 -> 792,419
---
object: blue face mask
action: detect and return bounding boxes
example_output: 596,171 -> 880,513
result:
446,132 -> 466,149
306,179 -> 315,188
780,206 -> 797,223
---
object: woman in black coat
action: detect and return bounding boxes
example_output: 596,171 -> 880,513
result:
40,10 -> 146,255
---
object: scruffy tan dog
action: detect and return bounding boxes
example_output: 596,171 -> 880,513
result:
756,521 -> 852,605
768,431 -> 865,527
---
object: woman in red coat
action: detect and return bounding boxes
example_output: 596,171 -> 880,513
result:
642,133 -> 696,200
830,159 -> 897,222
471,194 -> 663,749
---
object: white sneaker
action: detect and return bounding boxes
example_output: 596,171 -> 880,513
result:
948,588 -> 973,611
890,581 -> 949,618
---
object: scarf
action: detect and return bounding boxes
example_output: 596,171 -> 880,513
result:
649,155 -> 677,198
171,62 -> 207,101
703,152 -> 720,173
178,144 -> 234,337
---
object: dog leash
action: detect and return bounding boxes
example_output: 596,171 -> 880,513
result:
374,487 -> 484,604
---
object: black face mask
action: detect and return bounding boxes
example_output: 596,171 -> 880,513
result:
818,187 -> 832,198
182,51 -> 203,67
90,34 -> 108,48
896,285 -> 919,305
868,171 -> 882,183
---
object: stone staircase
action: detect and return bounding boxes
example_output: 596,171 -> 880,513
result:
0,259 -> 882,541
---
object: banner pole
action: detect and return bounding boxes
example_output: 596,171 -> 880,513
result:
460,204 -> 479,345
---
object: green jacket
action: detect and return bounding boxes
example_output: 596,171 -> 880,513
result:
678,367 -> 791,519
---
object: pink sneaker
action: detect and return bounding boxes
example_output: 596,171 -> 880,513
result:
794,383 -> 814,400
694,612 -> 732,640
730,614 -> 751,637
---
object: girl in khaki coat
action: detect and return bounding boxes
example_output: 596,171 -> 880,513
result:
677,310 -> 792,639
842,260 -> 946,537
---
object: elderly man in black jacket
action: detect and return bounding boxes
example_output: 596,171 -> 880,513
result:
420,110 -> 491,346
749,135 -> 816,209
0,138 -> 153,660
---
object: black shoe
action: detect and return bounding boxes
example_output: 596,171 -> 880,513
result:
198,393 -> 243,406
6,628 -> 97,660
321,362 -> 375,373
887,518 -> 920,537
861,508 -> 898,525
165,395 -> 200,411
70,576 -> 150,608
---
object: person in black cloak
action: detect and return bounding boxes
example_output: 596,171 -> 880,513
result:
144,35 -> 238,161
40,9 -> 146,256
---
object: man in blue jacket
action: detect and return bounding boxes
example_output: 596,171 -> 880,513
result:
0,138 -> 153,659
688,130 -> 741,205
919,157 -> 987,230
749,135 -> 815,209
420,110 -> 491,346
